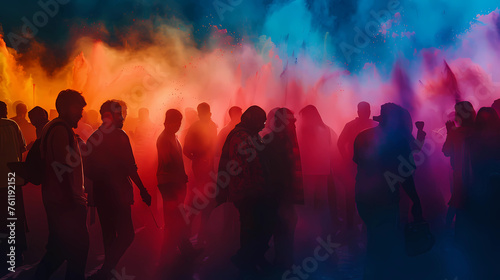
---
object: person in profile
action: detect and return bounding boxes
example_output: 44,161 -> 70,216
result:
442,101 -> 476,246
337,101 -> 377,237
11,102 -> 36,149
353,103 -> 423,280
0,101 -> 27,277
85,100 -> 152,280
461,107 -> 500,279
28,106 -> 49,139
35,90 -> 89,280
156,109 -> 199,267
217,106 -> 274,277
183,102 -> 218,245
263,108 -> 303,270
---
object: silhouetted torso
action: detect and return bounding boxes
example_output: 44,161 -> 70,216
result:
11,115 -> 36,148
183,119 -> 217,177
157,131 -> 187,185
41,118 -> 85,206
85,126 -> 137,206
338,117 -> 377,163
354,126 -> 410,206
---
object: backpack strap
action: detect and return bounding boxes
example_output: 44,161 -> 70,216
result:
41,121 -> 75,160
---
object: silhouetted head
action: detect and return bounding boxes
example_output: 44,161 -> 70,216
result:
357,101 -> 371,119
475,107 -> 500,132
28,106 -> 49,128
492,99 -> 500,116
164,109 -> 183,134
228,106 -> 243,123
454,101 -> 476,127
16,103 -> 28,117
265,107 -> 280,131
375,103 -> 412,135
116,100 -> 128,120
240,106 -> 266,134
274,107 -> 296,133
138,108 -> 149,121
299,105 -> 326,128
197,102 -> 212,121
100,100 -> 124,129
0,101 -> 7,118
55,89 -> 87,128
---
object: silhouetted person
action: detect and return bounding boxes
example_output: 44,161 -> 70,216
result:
35,90 -> 89,280
492,99 -> 500,117
217,106 -> 275,277
183,102 -> 218,245
337,101 -> 377,234
156,109 -> 198,266
215,106 -> 243,247
461,107 -> 500,279
442,101 -> 476,247
297,105 -> 340,236
11,102 -> 36,149
0,101 -> 27,277
263,108 -> 304,270
353,103 -> 423,280
216,106 -> 243,159
85,100 -> 152,280
28,106 -> 49,139
134,107 -> 158,152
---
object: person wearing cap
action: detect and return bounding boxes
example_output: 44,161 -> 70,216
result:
353,103 -> 423,279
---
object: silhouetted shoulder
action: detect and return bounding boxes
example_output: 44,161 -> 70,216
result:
354,127 -> 377,144
0,118 -> 22,131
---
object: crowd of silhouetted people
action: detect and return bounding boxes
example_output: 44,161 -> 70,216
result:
1,89 -> 500,280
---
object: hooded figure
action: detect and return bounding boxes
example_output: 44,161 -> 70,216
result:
216,105 -> 276,277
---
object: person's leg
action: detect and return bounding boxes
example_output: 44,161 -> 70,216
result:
357,203 -> 399,280
233,202 -> 259,274
34,204 -> 67,279
101,205 -> 135,272
96,205 -> 117,265
345,179 -> 356,231
175,189 -> 197,255
274,203 -> 298,269
158,184 -> 177,261
64,204 -> 89,280
193,161 -> 215,246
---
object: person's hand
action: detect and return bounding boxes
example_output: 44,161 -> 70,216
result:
411,202 -> 424,223
140,189 -> 152,206
445,120 -> 455,133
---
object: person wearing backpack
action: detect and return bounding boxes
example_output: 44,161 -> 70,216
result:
34,89 -> 89,280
